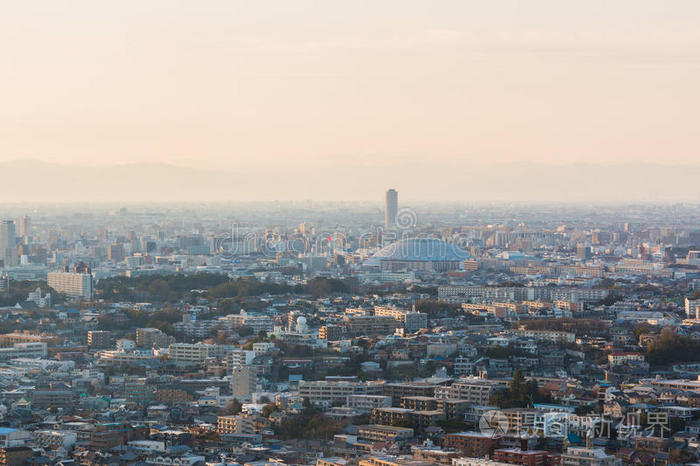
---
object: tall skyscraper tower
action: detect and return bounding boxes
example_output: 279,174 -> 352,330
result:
0,220 -> 18,268
385,189 -> 398,228
18,216 -> 31,237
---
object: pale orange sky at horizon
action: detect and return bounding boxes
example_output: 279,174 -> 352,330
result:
1,0 -> 699,173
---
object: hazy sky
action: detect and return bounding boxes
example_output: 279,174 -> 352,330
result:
1,1 -> 699,174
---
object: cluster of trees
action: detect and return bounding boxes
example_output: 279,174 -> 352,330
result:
646,328 -> 700,366
308,277 -> 359,299
482,344 -> 531,359
208,279 -> 297,299
97,307 -> 182,333
490,370 -> 552,408
96,273 -> 362,304
221,398 -> 243,415
522,318 -> 607,335
96,273 -> 230,302
496,281 -> 525,287
414,299 -> 461,318
595,293 -> 622,306
275,399 -> 342,440
409,285 -> 438,296
0,279 -> 65,306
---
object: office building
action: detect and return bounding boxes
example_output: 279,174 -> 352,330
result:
108,243 -> 125,263
18,216 -> 31,238
576,244 -> 592,261
0,220 -> 17,268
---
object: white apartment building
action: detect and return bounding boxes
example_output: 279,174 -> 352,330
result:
221,311 -> 275,332
435,377 -> 506,404
168,343 -> 217,363
217,415 -> 256,435
374,306 -> 427,332
561,447 -> 621,466
0,342 -> 47,361
47,271 -> 93,298
686,297 -> 700,319
33,430 -> 77,450
452,459 -> 511,466
98,350 -> 157,365
252,342 -> 276,356
299,380 -> 385,406
227,349 -> 256,368
516,330 -> 576,344
346,395 -> 392,412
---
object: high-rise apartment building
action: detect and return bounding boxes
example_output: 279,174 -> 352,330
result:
87,330 -> 112,349
48,271 -> 93,298
576,243 -> 592,261
230,365 -> 257,400
685,297 -> 700,319
136,328 -> 173,348
385,189 -> 398,228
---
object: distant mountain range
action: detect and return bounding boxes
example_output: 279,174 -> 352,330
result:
1,159 -> 699,203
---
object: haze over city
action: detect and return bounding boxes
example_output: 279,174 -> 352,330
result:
2,1 -> 700,202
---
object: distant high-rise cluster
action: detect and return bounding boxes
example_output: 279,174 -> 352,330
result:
385,188 -> 398,228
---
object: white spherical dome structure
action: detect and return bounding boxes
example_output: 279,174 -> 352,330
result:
296,316 -> 309,333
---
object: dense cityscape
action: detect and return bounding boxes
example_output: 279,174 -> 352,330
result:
3,1 -> 700,464
1,195 -> 700,465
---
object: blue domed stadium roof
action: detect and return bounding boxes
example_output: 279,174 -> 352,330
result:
365,238 -> 469,266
